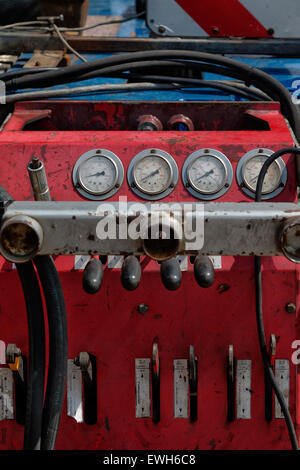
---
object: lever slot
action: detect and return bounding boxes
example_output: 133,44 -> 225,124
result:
227,345 -> 235,422
265,334 -> 276,422
152,343 -> 160,424
189,345 -> 198,422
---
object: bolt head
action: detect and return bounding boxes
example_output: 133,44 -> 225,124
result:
286,302 -> 296,313
138,303 -> 149,315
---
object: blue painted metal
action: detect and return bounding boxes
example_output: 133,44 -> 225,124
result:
7,0 -> 300,102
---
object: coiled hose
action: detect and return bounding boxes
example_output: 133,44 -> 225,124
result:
33,256 -> 68,450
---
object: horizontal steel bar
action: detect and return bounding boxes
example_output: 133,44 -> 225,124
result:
1,33 -> 300,55
1,201 -> 300,258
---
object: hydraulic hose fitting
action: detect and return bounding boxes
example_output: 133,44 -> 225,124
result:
0,214 -> 43,263
140,213 -> 183,261
279,216 -> 300,263
27,156 -> 51,201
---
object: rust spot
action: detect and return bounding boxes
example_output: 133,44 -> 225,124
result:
1,223 -> 39,257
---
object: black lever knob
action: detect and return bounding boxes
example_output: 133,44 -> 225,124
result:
160,258 -> 182,290
194,255 -> 214,288
121,255 -> 141,291
82,258 -> 103,294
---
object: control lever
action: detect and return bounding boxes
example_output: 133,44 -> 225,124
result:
6,344 -> 27,425
189,345 -> 198,422
152,343 -> 160,424
193,255 -> 215,288
121,255 -> 141,291
160,258 -> 182,290
265,334 -> 276,422
74,352 -> 97,425
82,257 -> 103,294
226,345 -> 235,422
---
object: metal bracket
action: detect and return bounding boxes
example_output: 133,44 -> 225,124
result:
74,352 -> 97,425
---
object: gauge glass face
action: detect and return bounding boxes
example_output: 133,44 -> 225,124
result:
242,155 -> 281,194
133,155 -> 172,194
78,155 -> 118,195
187,155 -> 227,194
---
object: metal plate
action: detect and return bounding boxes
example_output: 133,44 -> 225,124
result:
236,360 -> 252,419
135,359 -> 151,418
275,359 -> 290,419
174,359 -> 189,418
67,360 -> 83,423
0,368 -> 14,420
0,342 -> 5,365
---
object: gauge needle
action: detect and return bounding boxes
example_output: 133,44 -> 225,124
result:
141,168 -> 160,182
87,171 -> 105,177
197,169 -> 214,182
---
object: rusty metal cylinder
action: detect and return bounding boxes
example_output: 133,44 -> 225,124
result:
0,214 -> 43,263
27,157 -> 51,201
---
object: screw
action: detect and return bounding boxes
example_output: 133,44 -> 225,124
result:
138,303 -> 149,315
267,28 -> 274,36
158,25 -> 166,34
212,27 -> 219,35
286,302 -> 296,313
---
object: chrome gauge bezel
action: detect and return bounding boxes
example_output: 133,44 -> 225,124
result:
72,149 -> 124,200
182,149 -> 233,200
128,149 -> 178,200
236,148 -> 287,200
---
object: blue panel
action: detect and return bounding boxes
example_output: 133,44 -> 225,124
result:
7,0 -> 300,103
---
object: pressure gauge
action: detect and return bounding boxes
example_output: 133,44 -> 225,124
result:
236,149 -> 287,200
182,149 -> 233,200
73,149 -> 124,200
128,149 -> 178,200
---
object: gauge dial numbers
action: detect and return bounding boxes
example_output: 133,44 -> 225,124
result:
182,149 -> 233,200
236,149 -> 287,200
128,149 -> 178,200
73,149 -> 124,200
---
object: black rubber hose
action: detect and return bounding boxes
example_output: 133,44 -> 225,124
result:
16,262 -> 45,450
124,73 -> 270,100
33,256 -> 68,450
6,50 -> 296,134
255,147 -> 300,450
0,186 -> 45,450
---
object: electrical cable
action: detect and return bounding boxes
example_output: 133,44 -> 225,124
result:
59,11 -> 146,32
51,23 -> 87,63
255,147 -> 300,450
0,12 -> 145,33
